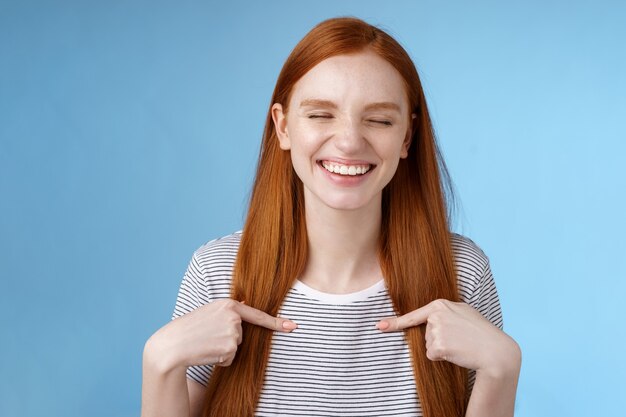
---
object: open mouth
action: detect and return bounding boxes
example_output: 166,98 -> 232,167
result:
318,160 -> 376,176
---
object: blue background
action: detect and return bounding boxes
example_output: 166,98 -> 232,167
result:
1,1 -> 625,416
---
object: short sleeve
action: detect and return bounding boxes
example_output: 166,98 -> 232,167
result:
171,252 -> 215,387
169,232 -> 240,386
468,260 -> 504,330
466,258 -> 504,397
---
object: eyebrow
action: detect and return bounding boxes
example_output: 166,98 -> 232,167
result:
299,99 -> 401,112
299,99 -> 338,109
364,102 -> 402,112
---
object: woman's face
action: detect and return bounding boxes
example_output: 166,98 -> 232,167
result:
272,50 -> 414,213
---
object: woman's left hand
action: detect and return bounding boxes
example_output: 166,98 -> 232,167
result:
376,299 -> 520,377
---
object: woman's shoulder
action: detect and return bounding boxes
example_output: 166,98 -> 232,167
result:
191,230 -> 242,266
449,233 -> 491,293
450,233 -> 503,326
174,232 -> 243,316
449,233 -> 489,268
195,230 -> 242,252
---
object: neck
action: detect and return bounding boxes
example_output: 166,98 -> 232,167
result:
299,191 -> 383,294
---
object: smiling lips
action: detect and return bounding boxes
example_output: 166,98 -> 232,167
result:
320,160 -> 373,176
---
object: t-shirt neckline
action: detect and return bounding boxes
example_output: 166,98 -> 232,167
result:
293,278 -> 386,304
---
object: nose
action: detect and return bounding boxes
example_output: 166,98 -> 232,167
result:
334,119 -> 366,154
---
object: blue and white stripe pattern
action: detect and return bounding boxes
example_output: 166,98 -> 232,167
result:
172,231 -> 503,416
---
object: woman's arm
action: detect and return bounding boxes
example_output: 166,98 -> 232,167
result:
141,335 -> 191,417
141,335 -> 226,417
141,300 -> 297,417
377,299 -> 522,417
465,342 -> 521,417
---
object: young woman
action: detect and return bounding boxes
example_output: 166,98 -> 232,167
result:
142,17 -> 521,417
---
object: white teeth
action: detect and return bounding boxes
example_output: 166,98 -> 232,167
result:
321,161 -> 372,176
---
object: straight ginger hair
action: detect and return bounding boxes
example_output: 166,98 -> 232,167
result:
202,17 -> 468,417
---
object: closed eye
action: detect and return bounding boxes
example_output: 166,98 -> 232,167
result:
308,114 -> 333,119
368,119 -> 393,126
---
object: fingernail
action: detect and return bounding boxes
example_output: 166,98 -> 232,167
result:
282,320 -> 297,330
240,300 -> 246,304
376,321 -> 389,330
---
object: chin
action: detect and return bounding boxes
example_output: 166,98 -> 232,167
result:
303,186 -> 382,212
326,203 -> 366,211
319,195 -> 378,212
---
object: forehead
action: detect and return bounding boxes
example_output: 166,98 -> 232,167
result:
289,51 -> 409,110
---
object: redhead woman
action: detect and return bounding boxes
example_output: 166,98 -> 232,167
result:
141,17 -> 521,417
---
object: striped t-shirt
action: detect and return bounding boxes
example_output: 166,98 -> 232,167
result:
172,231 -> 503,417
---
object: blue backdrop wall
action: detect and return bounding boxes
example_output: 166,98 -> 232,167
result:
1,1 -> 625,416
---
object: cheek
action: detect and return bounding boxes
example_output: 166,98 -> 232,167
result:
287,131 -> 320,177
373,132 -> 407,159
289,125 -> 327,157
383,158 -> 402,181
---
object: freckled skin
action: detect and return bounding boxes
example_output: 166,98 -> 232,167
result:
272,51 -> 414,212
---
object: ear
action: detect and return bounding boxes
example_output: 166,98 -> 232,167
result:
271,103 -> 291,150
400,113 -> 417,159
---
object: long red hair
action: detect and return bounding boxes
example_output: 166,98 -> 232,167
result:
202,17 -> 467,417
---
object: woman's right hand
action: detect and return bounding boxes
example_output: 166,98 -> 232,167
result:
144,299 -> 298,373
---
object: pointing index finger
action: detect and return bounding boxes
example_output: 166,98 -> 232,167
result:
377,302 -> 434,332
235,302 -> 297,332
